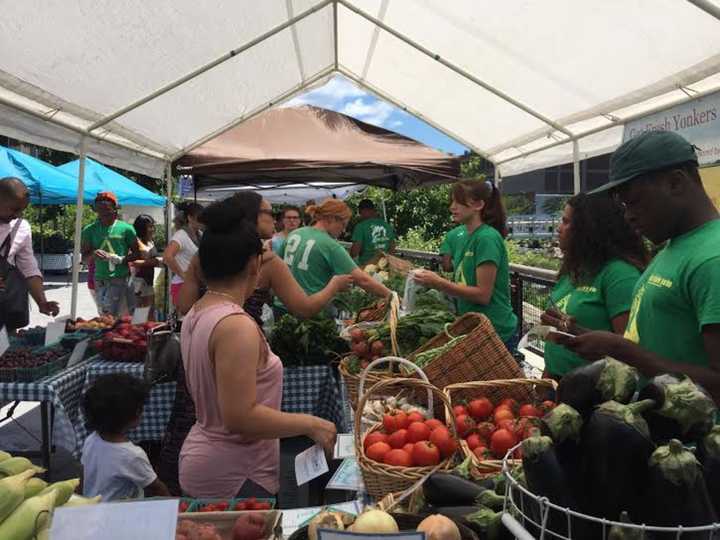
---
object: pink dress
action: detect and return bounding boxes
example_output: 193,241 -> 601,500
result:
179,302 -> 283,497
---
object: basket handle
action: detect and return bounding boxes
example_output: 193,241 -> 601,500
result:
387,292 -> 400,357
358,356 -> 431,412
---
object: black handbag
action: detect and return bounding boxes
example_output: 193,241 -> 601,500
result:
0,220 -> 29,331
143,316 -> 182,385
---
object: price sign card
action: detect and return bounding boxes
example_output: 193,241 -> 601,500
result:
45,320 -> 66,346
295,444 -> 329,486
326,458 -> 364,491
67,339 -> 90,368
131,306 -> 150,324
51,499 -> 178,540
0,326 -> 9,356
333,434 -> 355,460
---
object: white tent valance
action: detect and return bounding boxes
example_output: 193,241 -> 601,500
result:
1,0 -> 720,180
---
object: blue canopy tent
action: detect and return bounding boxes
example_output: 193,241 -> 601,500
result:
58,158 -> 165,207
0,145 -> 88,204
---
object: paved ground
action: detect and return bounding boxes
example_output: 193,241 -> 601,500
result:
29,270 -> 99,326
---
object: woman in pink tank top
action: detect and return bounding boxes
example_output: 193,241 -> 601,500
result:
178,198 -> 337,499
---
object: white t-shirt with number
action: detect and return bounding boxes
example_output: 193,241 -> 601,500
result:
169,229 -> 198,285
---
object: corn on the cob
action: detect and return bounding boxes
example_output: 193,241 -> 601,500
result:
0,451 -> 12,463
23,479 -> 47,500
33,526 -> 49,540
0,458 -> 43,478
62,494 -> 101,507
0,470 -> 37,524
39,478 -> 79,506
0,488 -> 57,540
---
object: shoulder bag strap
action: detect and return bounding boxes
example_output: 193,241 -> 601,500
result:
0,219 -> 23,261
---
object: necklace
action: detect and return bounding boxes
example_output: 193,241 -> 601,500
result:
206,290 -> 242,305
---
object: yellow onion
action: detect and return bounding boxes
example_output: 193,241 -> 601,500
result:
417,515 -> 461,540
308,511 -> 346,540
350,509 -> 399,534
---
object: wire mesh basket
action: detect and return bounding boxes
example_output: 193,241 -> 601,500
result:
500,443 -> 720,540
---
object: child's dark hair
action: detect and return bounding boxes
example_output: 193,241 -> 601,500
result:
133,214 -> 155,241
452,179 -> 508,237
82,373 -> 149,434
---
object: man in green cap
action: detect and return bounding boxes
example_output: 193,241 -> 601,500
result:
550,130 -> 720,401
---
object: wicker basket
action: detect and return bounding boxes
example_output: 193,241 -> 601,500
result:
409,313 -> 526,415
355,372 -> 459,499
355,298 -> 390,323
444,378 -> 557,474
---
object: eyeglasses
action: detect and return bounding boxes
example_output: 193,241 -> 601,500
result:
284,216 -> 301,220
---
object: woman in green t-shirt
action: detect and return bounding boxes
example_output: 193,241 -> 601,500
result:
414,180 -> 519,351
541,193 -> 649,378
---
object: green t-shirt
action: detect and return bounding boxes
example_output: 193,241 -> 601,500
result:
81,220 -> 137,280
624,220 -> 720,369
351,218 -> 395,265
454,224 -> 518,342
544,260 -> 640,376
439,225 -> 467,269
281,226 -> 358,295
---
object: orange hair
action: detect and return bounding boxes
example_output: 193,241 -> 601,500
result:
306,198 -> 352,222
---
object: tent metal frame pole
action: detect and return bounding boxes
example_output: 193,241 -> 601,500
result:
170,66 -> 335,161
336,0 -> 572,138
687,0 -> 720,20
494,83 -> 720,167
337,66 -> 493,161
164,162 -> 173,320
88,0 -> 333,132
572,140 -> 581,194
70,138 -> 87,320
333,0 -> 339,69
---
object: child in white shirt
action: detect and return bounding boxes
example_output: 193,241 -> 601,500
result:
81,373 -> 170,501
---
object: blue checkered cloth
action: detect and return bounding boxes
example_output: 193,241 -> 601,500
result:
76,358 -> 176,449
0,359 -> 92,458
281,365 -> 349,432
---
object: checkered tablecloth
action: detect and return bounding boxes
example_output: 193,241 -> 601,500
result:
76,358 -> 176,448
0,360 -> 92,458
282,365 -> 349,432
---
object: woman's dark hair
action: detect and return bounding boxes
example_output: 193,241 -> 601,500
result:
560,192 -> 649,284
283,206 -> 302,218
221,192 -> 263,226
176,201 -> 204,219
133,214 -> 155,241
452,179 -> 508,237
198,197 -> 263,281
82,373 -> 149,434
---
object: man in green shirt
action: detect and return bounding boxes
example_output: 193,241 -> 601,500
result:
438,224 -> 467,272
554,131 -> 720,402
350,200 -> 395,266
81,192 -> 140,317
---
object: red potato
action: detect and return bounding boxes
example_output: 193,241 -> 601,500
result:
370,340 -> 385,355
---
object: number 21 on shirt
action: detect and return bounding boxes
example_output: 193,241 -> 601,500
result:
284,237 -> 316,271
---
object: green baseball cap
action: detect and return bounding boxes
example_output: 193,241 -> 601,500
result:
590,130 -> 698,194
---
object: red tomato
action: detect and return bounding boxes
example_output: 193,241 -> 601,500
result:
234,502 -> 248,511
453,405 -> 468,417
425,418 -> 444,431
518,404 -> 542,418
406,421 -> 431,443
496,419 -> 516,432
407,411 -> 425,424
490,428 -> 518,458
254,502 -> 272,510
403,443 -> 415,457
383,411 -> 409,433
473,445 -> 491,461
429,426 -> 457,458
200,504 -> 215,512
179,501 -> 190,513
494,407 -> 515,424
468,398 -> 494,420
498,398 -> 518,412
466,433 -> 485,451
541,400 -> 557,412
515,417 -> 542,440
363,431 -> 388,450
215,501 -> 229,511
366,441 -> 392,462
476,422 -> 496,440
455,414 -> 476,438
412,441 -> 441,466
388,429 -> 408,449
384,449 -> 413,467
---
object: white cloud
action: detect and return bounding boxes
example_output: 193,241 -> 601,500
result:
390,120 -> 403,128
281,75 -> 366,108
341,98 -> 394,126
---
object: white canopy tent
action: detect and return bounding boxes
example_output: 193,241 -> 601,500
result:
192,182 -> 366,206
1,0 -> 720,317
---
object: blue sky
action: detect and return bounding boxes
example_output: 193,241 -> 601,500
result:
284,75 -> 468,156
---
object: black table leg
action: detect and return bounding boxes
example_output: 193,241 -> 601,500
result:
40,401 -> 52,481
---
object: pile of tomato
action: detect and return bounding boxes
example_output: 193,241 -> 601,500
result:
179,498 -> 272,513
362,410 -> 459,467
452,396 -> 557,459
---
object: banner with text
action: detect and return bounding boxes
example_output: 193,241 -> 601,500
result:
623,90 -> 720,166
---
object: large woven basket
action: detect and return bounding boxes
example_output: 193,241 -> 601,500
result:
409,313 -> 526,415
444,378 -> 557,474
355,372 -> 459,500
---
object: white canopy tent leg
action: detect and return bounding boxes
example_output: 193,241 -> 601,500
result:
70,139 -> 87,320
381,197 -> 388,222
572,140 -> 581,194
164,163 -> 173,320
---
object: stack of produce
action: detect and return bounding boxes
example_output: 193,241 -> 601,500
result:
449,396 -> 556,461
14,327 -> 46,347
269,314 -> 348,367
361,395 -> 429,427
514,358 -> 720,537
0,450 -> 95,540
176,509 -> 279,540
182,498 -> 273,513
0,345 -> 68,382
92,318 -> 161,362
66,315 -> 116,332
362,409 -> 458,468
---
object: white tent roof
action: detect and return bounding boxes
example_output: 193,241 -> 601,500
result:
1,0 -> 720,180
193,182 -> 365,205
